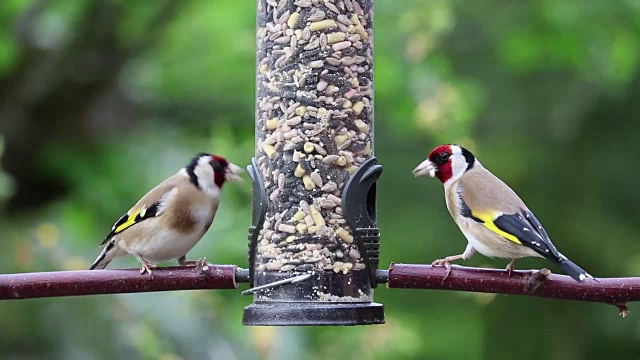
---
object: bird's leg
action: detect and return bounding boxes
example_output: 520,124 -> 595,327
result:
137,255 -> 156,277
178,256 -> 208,271
178,255 -> 191,266
505,259 -> 516,277
432,244 -> 475,280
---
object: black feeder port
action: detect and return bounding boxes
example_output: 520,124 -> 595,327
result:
242,157 -> 384,326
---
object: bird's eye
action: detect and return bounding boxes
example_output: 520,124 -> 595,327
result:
440,153 -> 450,161
211,161 -> 223,172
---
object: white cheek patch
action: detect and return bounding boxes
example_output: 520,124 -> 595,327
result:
448,145 -> 470,180
450,157 -> 468,179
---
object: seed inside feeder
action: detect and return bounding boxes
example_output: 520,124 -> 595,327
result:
255,0 -> 374,302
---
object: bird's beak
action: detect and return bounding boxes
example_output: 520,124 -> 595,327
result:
412,159 -> 437,178
225,162 -> 244,183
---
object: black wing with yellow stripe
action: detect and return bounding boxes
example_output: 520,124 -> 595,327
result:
462,203 -> 561,262
492,211 -> 592,281
492,210 -> 563,260
460,198 -> 559,258
461,200 -> 592,281
100,203 -> 160,245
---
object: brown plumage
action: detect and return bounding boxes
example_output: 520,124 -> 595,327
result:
413,144 -> 593,282
457,166 -> 525,213
90,153 -> 242,275
441,161 -> 540,262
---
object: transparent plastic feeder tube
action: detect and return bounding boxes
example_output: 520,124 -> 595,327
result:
245,0 -> 382,326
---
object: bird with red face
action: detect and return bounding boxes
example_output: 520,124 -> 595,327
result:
413,144 -> 593,282
90,153 -> 243,275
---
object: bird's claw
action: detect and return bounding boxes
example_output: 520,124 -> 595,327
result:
181,257 -> 209,272
140,262 -> 156,277
195,257 -> 208,272
432,258 -> 451,267
432,258 -> 454,281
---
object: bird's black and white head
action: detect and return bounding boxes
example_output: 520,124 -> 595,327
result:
186,153 -> 243,193
412,144 -> 477,184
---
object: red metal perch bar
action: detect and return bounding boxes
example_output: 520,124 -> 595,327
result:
0,264 -> 244,300
3,262 -> 640,317
386,263 -> 640,315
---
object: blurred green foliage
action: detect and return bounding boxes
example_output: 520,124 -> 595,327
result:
0,136 -> 15,204
1,0 -> 640,359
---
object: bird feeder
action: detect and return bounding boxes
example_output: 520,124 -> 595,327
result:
243,0 -> 383,326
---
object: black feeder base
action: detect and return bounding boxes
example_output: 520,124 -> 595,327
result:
242,301 -> 385,326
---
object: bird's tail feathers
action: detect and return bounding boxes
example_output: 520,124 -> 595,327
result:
557,254 -> 594,282
89,241 -> 117,270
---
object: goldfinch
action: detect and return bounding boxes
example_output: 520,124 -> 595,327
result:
90,153 -> 243,275
413,144 -> 593,282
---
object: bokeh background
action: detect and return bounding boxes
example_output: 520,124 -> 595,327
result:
1,0 -> 640,359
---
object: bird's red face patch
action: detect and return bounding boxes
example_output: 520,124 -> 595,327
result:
210,155 -> 229,188
211,155 -> 227,164
428,145 -> 453,183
